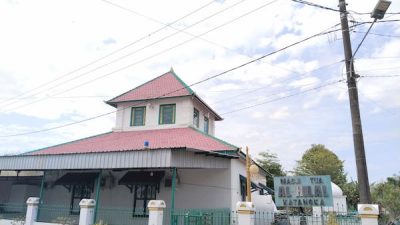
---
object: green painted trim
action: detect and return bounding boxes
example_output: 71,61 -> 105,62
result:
170,167 -> 177,224
37,171 -> 46,219
159,104 -> 176,125
189,127 -> 238,150
21,132 -> 113,155
94,170 -> 102,223
170,70 -> 194,95
106,95 -> 191,108
130,106 -> 146,126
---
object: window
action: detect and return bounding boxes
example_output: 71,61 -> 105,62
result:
70,184 -> 92,215
204,117 -> 209,134
131,107 -> 146,126
193,108 -> 199,128
159,104 -> 176,124
133,184 -> 158,216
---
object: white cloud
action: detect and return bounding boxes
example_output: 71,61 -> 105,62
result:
269,106 -> 290,120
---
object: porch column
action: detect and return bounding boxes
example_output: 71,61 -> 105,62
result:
170,168 -> 177,225
79,199 -> 96,225
148,200 -> 166,225
93,170 -> 102,223
37,171 -> 46,219
358,204 -> 379,225
25,197 -> 40,225
236,201 -> 255,225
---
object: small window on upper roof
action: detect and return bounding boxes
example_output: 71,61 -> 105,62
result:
193,108 -> 199,128
131,107 -> 146,126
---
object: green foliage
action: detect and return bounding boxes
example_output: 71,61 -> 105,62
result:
327,212 -> 339,225
293,144 -> 347,187
342,180 -> 360,210
256,151 -> 286,188
371,174 -> 400,220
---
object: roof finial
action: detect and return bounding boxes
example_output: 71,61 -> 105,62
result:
170,66 -> 174,73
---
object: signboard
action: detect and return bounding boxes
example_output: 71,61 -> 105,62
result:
273,176 -> 333,207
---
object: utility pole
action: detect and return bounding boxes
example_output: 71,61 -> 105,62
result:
338,0 -> 371,203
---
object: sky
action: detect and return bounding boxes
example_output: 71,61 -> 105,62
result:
0,0 -> 399,183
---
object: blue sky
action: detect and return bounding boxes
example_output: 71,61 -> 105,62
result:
0,0 -> 399,183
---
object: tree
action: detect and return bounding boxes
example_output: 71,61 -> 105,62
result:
256,151 -> 286,188
342,180 -> 360,210
293,144 -> 347,188
371,174 -> 400,221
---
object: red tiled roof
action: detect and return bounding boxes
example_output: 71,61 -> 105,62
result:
107,71 -> 193,105
28,128 -> 237,155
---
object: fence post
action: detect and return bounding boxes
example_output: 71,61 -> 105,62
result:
148,200 -> 166,225
236,202 -> 255,225
358,204 -> 379,225
79,199 -> 96,225
25,197 -> 40,225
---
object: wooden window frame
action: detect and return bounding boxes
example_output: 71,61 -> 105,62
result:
193,108 -> 199,128
204,116 -> 209,134
159,104 -> 176,125
130,106 -> 146,126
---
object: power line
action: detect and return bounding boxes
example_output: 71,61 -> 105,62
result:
212,59 -> 344,105
1,0 -> 257,112
1,0 -> 307,113
291,0 -> 339,12
0,1 -> 217,108
220,80 -> 343,115
101,0 -> 302,76
353,31 -> 400,38
361,74 -> 400,78
0,21 -> 360,135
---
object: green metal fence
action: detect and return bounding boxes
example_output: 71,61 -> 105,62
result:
0,203 -> 26,221
165,208 -> 232,225
257,211 -> 361,225
96,207 -> 149,225
37,205 -> 79,225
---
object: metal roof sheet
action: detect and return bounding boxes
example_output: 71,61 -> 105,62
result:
27,127 -> 237,155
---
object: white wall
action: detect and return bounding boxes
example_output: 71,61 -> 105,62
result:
114,96 -> 193,131
173,168 -> 231,209
230,158 -> 276,212
112,96 -> 217,135
192,99 -> 216,136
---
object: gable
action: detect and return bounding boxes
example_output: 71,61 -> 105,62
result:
106,71 -> 193,107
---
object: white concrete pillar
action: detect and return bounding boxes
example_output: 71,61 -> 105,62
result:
358,204 -> 379,225
236,201 -> 255,225
147,200 -> 166,225
79,199 -> 96,225
25,197 -> 40,225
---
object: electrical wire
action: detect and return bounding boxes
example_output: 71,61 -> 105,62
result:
0,22 -> 362,135
0,0 -> 248,110
212,59 -> 344,105
361,75 -> 400,78
353,31 -> 400,38
1,0 -> 272,113
220,80 -> 344,115
291,0 -> 339,12
0,1 -> 217,107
